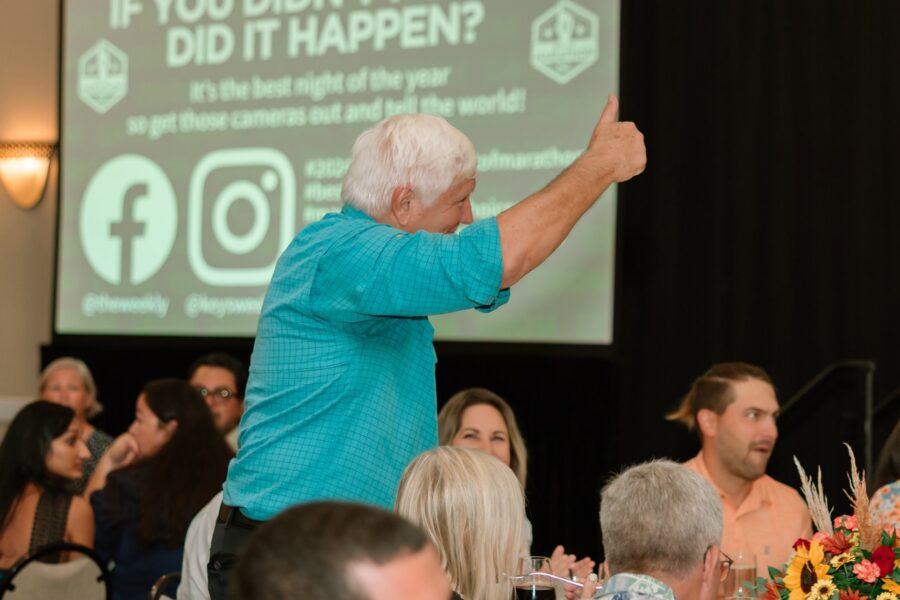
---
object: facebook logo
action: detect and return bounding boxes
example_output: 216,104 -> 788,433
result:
80,155 -> 177,285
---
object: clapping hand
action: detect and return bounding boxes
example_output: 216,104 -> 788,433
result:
550,545 -> 596,580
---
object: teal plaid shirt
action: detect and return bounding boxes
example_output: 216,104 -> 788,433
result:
223,205 -> 509,519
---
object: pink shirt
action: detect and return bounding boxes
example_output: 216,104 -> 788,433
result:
685,451 -> 812,576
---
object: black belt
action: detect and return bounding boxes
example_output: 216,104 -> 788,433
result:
217,503 -> 265,530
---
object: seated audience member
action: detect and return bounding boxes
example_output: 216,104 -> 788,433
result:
580,460 -> 724,600
438,387 -> 594,578
395,446 -> 526,600
871,420 -> 900,529
87,379 -> 232,600
188,353 -> 247,451
666,362 -> 812,576
176,490 -> 221,600
40,357 -> 114,493
232,501 -> 451,600
0,401 -> 93,574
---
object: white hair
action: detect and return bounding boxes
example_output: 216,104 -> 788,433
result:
39,356 -> 103,419
396,447 -> 524,600
341,114 -> 477,217
600,460 -> 723,578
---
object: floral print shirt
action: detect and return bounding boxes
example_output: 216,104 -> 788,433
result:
593,573 -> 676,600
871,481 -> 900,529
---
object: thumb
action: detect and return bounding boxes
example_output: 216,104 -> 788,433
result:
581,579 -> 599,599
599,94 -> 619,123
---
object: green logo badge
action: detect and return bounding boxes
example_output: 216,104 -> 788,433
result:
77,39 -> 128,114
530,1 -> 599,85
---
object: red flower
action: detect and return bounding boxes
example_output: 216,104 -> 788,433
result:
821,531 -> 853,555
840,590 -> 867,600
763,582 -> 783,600
793,538 -> 811,551
870,546 -> 894,577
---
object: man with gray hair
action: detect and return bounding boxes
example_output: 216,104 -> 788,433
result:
210,98 -> 645,599
592,460 -> 725,600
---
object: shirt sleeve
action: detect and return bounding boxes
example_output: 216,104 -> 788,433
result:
89,488 -> 121,563
311,217 -> 510,320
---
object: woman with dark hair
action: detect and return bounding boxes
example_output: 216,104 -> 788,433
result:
87,379 -> 233,600
871,420 -> 900,529
0,401 -> 93,574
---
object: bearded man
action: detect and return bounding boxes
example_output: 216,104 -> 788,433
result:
667,362 -> 812,576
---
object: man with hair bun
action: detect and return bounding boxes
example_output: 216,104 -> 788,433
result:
209,100 -> 646,599
667,362 -> 812,577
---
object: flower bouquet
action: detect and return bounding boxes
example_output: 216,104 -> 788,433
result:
764,447 -> 900,600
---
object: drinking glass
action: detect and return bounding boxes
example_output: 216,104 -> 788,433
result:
723,549 -> 757,600
511,556 -> 556,600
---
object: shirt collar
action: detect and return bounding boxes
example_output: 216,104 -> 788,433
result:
693,450 -> 771,515
599,573 -> 676,600
341,203 -> 376,221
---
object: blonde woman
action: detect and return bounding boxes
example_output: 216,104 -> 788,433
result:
439,388 -> 594,579
396,446 -> 525,600
40,357 -> 113,494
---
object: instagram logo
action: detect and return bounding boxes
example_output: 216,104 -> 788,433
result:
80,155 -> 178,285
188,148 -> 296,286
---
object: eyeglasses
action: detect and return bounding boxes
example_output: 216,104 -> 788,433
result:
194,387 -> 239,404
718,550 -> 734,582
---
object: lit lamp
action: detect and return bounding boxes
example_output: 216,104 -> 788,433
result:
0,142 -> 57,210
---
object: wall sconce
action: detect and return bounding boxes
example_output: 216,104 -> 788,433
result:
0,142 -> 57,210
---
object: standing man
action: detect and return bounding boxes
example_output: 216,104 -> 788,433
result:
188,352 -> 246,451
209,98 -> 645,599
667,362 -> 812,576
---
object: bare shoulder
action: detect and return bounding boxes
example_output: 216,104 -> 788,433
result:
66,494 -> 95,547
69,494 -> 93,519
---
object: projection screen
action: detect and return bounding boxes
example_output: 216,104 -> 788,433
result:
58,0 -> 620,344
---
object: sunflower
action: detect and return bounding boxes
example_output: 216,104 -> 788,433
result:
831,553 -> 855,569
805,579 -> 837,600
785,542 -> 832,600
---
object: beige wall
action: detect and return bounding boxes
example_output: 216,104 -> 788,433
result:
0,0 -> 58,403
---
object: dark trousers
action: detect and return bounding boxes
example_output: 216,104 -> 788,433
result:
207,503 -> 264,600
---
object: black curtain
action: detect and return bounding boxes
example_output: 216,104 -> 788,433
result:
614,0 -> 900,467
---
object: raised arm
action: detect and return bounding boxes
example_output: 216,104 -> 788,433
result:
496,95 -> 646,288
82,432 -> 139,498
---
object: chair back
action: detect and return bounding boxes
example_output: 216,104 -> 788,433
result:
0,542 -> 111,600
149,571 -> 181,600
